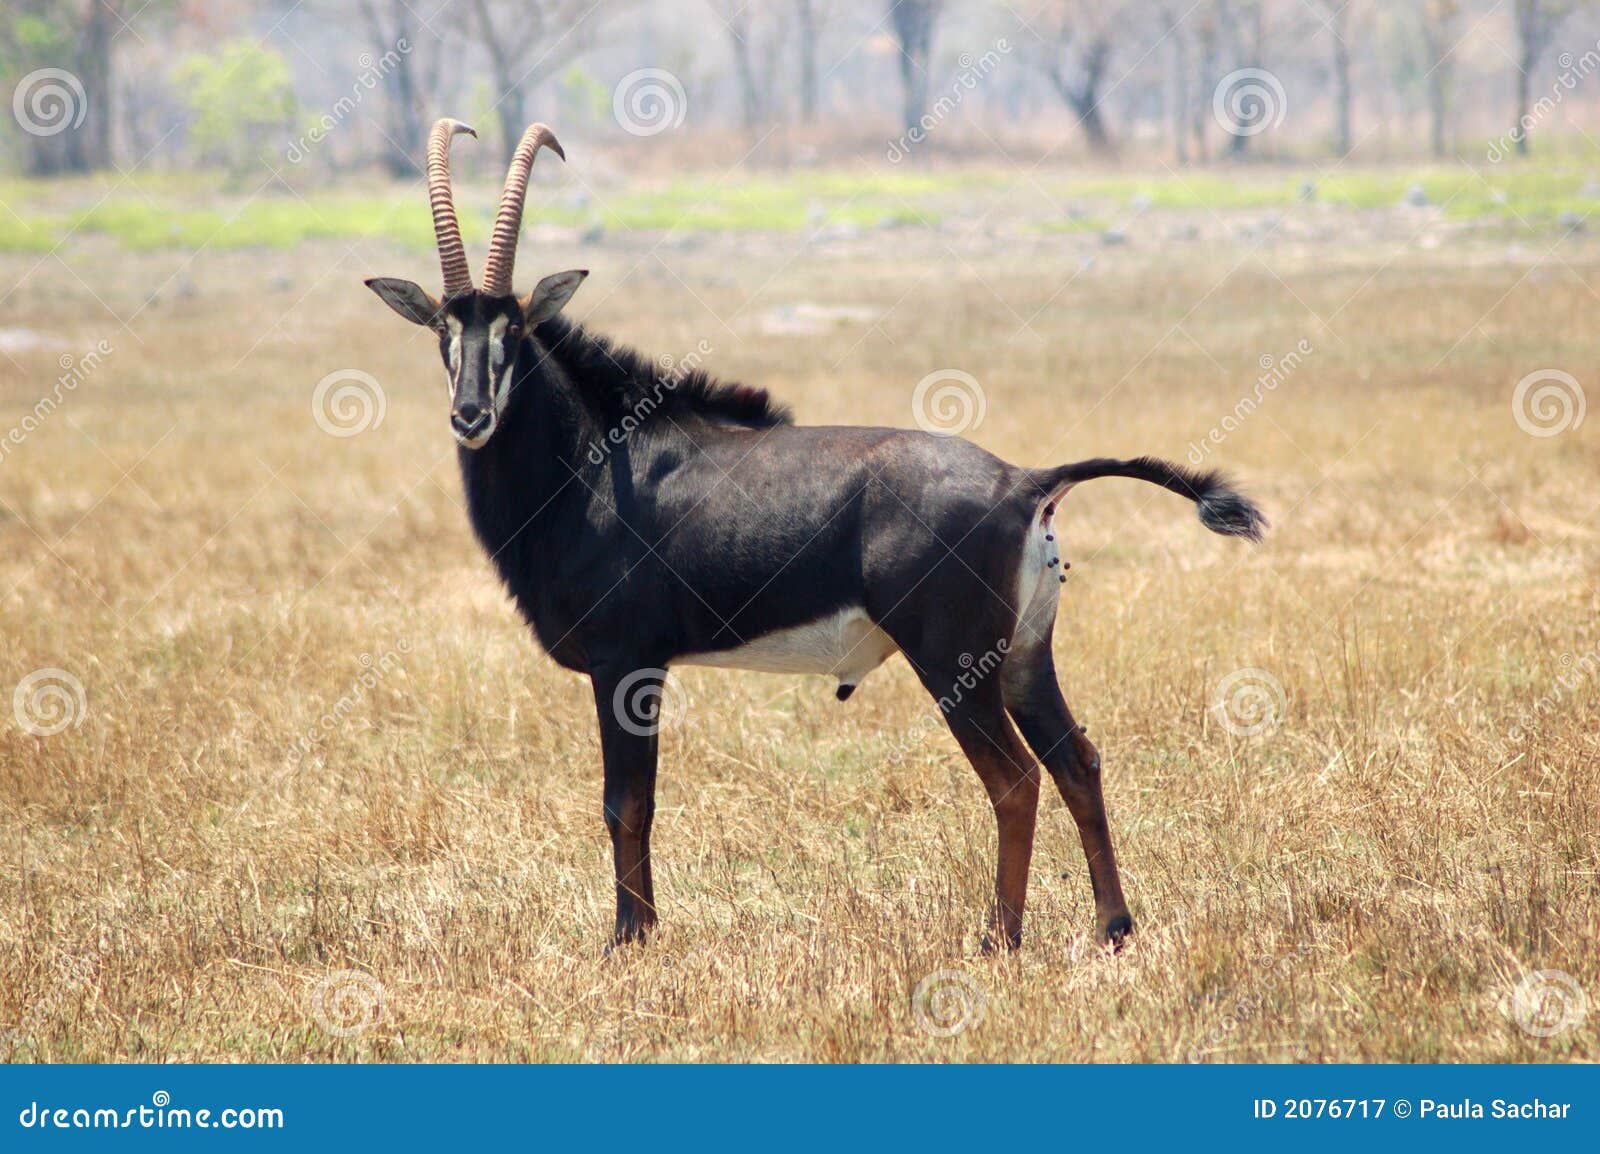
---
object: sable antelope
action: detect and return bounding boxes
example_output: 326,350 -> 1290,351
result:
366,119 -> 1266,952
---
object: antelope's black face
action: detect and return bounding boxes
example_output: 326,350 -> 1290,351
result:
436,294 -> 524,448
365,270 -> 588,450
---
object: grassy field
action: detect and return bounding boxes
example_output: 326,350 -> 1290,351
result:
1,156 -> 1598,254
0,165 -> 1597,1062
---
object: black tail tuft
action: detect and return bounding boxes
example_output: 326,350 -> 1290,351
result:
1194,478 -> 1268,541
1032,454 -> 1268,542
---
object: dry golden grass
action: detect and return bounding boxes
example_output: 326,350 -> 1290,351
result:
1,189 -> 1597,1062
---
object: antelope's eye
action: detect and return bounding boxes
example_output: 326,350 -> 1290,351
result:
507,323 -> 522,339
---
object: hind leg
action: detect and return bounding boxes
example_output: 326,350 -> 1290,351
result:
1003,644 -> 1133,948
898,653 -> 1041,950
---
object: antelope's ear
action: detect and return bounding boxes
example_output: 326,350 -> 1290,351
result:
365,277 -> 444,328
520,270 -> 587,326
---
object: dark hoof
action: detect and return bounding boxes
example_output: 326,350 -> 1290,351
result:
1100,913 -> 1134,952
604,924 -> 653,956
980,930 -> 1022,955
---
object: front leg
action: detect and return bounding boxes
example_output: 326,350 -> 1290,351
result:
590,664 -> 663,949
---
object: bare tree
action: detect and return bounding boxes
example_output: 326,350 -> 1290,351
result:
1222,0 -> 1265,158
1160,3 -> 1192,163
467,0 -> 628,163
355,0 -> 451,177
1414,0 -> 1461,158
888,0 -> 943,134
1,0 -> 128,174
1188,2 -> 1224,163
1031,1 -> 1124,155
714,1 -> 789,135
796,0 -> 820,122
1312,0 -> 1362,155
1511,0 -> 1580,156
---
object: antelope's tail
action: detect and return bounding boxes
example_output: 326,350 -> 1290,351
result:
1030,456 -> 1267,542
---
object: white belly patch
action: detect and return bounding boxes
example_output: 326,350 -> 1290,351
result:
674,607 -> 898,689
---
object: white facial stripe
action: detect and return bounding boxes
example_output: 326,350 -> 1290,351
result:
445,317 -> 464,396
488,316 -> 516,417
488,316 -> 509,365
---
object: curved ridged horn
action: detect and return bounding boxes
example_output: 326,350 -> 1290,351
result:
480,123 -> 565,297
427,118 -> 476,298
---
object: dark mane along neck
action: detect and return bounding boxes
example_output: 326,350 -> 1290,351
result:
531,315 -> 793,431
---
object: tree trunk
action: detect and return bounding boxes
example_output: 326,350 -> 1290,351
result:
1171,18 -> 1190,164
1513,58 -> 1532,156
1047,38 -> 1114,156
73,2 -> 116,170
1191,21 -> 1218,163
1072,38 -> 1114,155
725,8 -> 764,132
26,0 -> 120,174
494,85 -> 526,165
1225,2 -> 1264,159
889,0 -> 939,134
1428,65 -> 1448,157
370,0 -> 424,177
1332,33 -> 1352,155
796,0 -> 819,122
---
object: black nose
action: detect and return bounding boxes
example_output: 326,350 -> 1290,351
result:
451,403 -> 490,438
